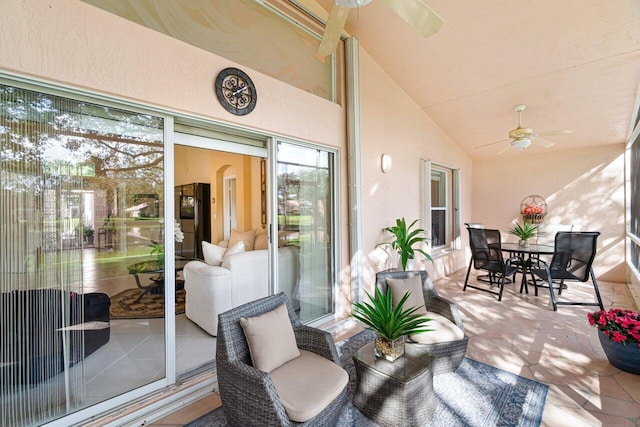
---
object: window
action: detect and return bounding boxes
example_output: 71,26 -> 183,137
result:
422,161 -> 461,253
628,125 -> 640,275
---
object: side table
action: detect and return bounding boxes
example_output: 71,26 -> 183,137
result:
353,341 -> 436,426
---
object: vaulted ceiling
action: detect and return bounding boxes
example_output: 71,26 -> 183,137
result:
83,0 -> 640,159
317,0 -> 640,158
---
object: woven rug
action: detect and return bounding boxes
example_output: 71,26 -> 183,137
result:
186,330 -> 548,427
109,288 -> 186,319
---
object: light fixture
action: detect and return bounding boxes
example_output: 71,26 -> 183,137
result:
511,138 -> 532,151
381,154 -> 392,173
335,0 -> 373,7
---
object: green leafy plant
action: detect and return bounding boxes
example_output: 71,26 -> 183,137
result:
382,218 -> 432,270
351,287 -> 431,341
150,240 -> 164,264
507,220 -> 539,240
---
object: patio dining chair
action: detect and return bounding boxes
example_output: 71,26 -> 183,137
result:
464,226 -> 519,301
529,231 -> 604,311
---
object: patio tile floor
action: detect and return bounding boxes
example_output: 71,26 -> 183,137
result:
151,270 -> 640,427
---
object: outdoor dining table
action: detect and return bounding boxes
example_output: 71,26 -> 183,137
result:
498,242 -> 555,294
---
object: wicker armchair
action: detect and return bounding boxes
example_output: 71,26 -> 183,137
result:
216,292 -> 348,426
376,270 -> 469,375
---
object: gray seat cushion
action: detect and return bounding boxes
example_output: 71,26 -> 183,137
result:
270,350 -> 348,423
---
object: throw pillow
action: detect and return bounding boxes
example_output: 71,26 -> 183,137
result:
202,241 -> 227,266
386,275 -> 427,315
223,240 -> 245,259
254,231 -> 268,250
229,229 -> 256,251
239,303 -> 300,373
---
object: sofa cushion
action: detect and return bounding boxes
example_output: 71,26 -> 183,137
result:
254,229 -> 268,250
409,312 -> 464,344
239,303 -> 300,373
202,241 -> 227,266
229,229 -> 256,251
270,350 -> 348,423
386,275 -> 427,315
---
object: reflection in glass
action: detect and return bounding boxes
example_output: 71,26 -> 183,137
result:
276,142 -> 334,322
0,85 -> 165,425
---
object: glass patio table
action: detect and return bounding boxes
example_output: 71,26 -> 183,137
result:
127,257 -> 193,303
498,242 -> 555,294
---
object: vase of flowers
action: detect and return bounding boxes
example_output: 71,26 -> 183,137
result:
588,308 -> 640,374
149,220 -> 185,265
351,287 -> 431,362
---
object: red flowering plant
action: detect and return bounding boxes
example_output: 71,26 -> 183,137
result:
522,205 -> 544,215
588,308 -> 640,347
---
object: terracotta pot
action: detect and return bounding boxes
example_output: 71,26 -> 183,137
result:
598,329 -> 640,374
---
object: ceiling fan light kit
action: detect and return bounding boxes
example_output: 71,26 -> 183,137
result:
474,103 -> 572,154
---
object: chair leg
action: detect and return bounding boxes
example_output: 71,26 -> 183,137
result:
497,273 -> 506,301
590,268 -> 605,311
546,268 -> 558,311
463,258 -> 473,292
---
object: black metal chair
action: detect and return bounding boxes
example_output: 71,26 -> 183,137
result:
464,226 -> 519,301
530,231 -> 604,311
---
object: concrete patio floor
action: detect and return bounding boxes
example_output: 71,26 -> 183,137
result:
151,269 -> 640,427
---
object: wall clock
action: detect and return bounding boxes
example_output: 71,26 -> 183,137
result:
214,67 -> 257,116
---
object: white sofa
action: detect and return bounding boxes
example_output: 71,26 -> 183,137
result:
183,245 -> 300,336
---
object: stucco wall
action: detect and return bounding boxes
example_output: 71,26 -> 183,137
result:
358,50 -> 473,288
472,145 -> 626,282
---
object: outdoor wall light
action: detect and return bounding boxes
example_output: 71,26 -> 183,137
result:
381,154 -> 392,173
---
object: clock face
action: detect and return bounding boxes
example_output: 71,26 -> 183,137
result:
214,67 -> 257,116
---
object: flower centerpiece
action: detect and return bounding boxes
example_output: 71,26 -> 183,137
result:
381,218 -> 432,270
352,287 -> 431,362
507,220 -> 539,248
588,308 -> 640,374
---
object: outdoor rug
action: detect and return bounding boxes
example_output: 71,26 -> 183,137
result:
186,330 -> 548,427
109,288 -> 185,319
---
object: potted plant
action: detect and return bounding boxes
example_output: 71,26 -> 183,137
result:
352,287 -> 431,362
382,218 -> 432,270
507,220 -> 538,248
588,308 -> 640,374
83,225 -> 94,246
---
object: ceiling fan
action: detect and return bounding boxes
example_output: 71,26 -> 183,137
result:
317,0 -> 444,56
475,104 -> 574,155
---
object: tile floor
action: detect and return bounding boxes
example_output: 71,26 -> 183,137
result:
151,270 -> 640,427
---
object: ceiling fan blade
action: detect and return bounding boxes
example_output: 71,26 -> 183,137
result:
317,4 -> 350,56
531,137 -> 556,148
379,0 -> 444,38
474,138 -> 511,149
536,129 -> 574,137
495,143 -> 512,155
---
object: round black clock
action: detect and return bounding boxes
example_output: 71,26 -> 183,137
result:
214,67 -> 257,116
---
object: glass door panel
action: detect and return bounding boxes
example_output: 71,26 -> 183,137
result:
276,142 -> 335,322
0,85 -> 166,425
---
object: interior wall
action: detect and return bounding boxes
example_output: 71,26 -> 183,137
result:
357,49 -> 473,289
472,144 -> 626,282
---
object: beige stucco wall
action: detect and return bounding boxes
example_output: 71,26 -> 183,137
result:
472,145 -> 626,282
358,50 -> 473,289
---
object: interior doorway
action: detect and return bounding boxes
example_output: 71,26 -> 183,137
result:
223,176 -> 237,240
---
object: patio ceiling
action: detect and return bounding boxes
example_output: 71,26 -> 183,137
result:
82,0 -> 640,160
320,0 -> 640,159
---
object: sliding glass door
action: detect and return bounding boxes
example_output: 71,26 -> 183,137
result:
275,141 -> 336,323
0,84 -> 167,425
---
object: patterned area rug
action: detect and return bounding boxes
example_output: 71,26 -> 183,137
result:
186,330 -> 548,427
109,288 -> 186,319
